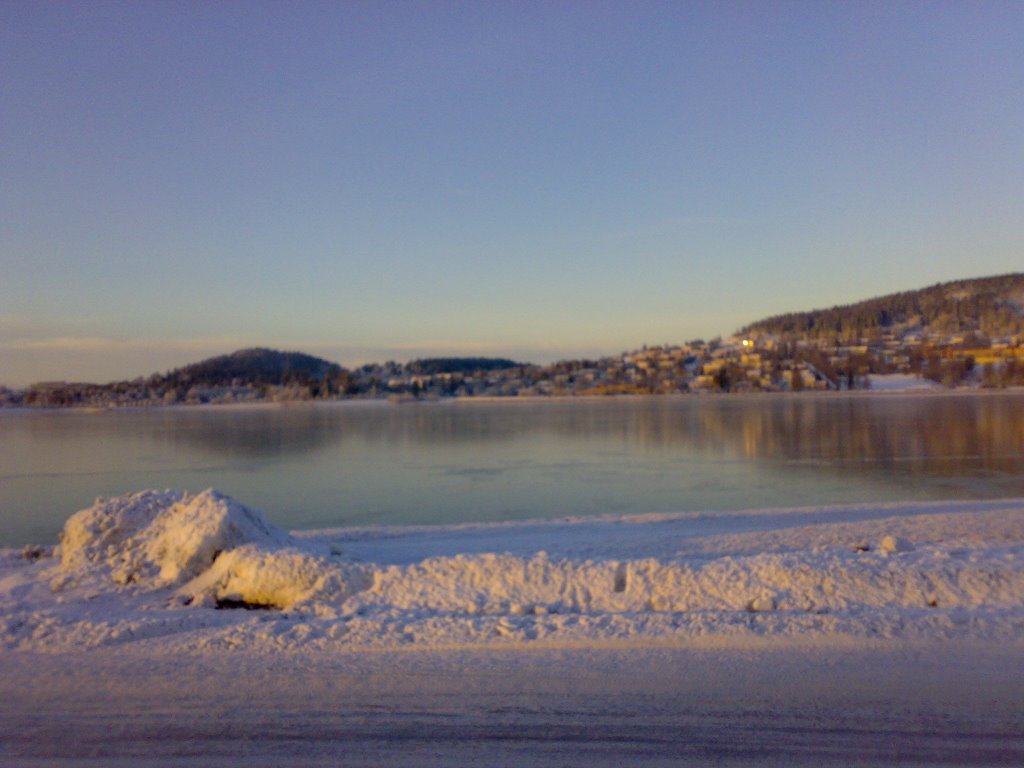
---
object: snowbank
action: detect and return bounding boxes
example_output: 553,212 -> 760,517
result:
2,491 -> 1022,652
867,373 -> 945,391
59,489 -> 290,585
53,489 -> 368,611
179,544 -> 370,610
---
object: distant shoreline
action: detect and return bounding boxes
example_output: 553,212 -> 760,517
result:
3,385 -> 1024,414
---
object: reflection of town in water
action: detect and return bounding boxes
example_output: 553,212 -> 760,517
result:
22,394 -> 1024,478
678,395 -> 1024,482
4,394 -> 1024,545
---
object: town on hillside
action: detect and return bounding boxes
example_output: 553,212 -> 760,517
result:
4,328 -> 1024,409
6,274 -> 1024,407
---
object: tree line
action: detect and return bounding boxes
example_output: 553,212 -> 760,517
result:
742,273 -> 1024,342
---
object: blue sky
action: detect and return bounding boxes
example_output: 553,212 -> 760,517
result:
2,1 -> 1022,385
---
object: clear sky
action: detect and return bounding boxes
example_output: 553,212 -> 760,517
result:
2,1 -> 1022,386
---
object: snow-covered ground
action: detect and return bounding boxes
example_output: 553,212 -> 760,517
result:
2,490 -> 1023,765
5,489 -> 1022,651
867,373 -> 946,391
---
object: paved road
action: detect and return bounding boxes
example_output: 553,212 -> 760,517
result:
2,642 -> 1022,766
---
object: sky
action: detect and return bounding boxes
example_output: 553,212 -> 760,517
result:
1,1 -> 1022,386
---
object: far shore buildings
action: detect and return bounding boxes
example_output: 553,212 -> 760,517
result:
4,329 -> 1024,408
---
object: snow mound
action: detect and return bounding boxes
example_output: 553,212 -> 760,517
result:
867,373 -> 944,391
6,492 -> 1019,651
880,534 -> 913,553
59,489 -> 292,588
179,545 -> 370,610
351,544 -> 1021,617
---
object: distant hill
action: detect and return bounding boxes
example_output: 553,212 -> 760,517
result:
404,357 -> 522,375
166,348 -> 344,387
741,273 -> 1024,342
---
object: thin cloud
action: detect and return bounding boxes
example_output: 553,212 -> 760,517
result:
0,336 -> 252,353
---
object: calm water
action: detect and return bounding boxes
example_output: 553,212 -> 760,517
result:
2,394 -> 1024,546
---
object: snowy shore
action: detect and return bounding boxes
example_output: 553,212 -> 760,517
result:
2,491 -> 1023,764
4,490 -> 1023,651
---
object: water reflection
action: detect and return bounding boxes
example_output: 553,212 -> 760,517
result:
79,396 -> 1024,468
2,394 -> 1023,546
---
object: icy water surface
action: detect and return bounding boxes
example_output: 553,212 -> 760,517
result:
2,393 -> 1024,546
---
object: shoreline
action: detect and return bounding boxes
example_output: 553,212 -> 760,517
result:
3,384 -> 1024,413
5,494 -> 1021,648
4,493 -> 1022,765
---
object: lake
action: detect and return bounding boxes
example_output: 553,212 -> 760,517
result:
2,393 -> 1024,547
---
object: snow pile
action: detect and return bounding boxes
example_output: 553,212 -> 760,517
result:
58,489 -> 292,588
2,491 -> 1022,652
179,544 -> 370,610
880,534 -> 913,553
352,543 -> 1022,617
53,489 -> 366,611
867,373 -> 944,391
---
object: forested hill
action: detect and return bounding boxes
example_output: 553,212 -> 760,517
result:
6,350 -> 534,407
165,348 -> 344,386
166,350 -> 525,384
741,273 -> 1024,342
404,357 -> 520,375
